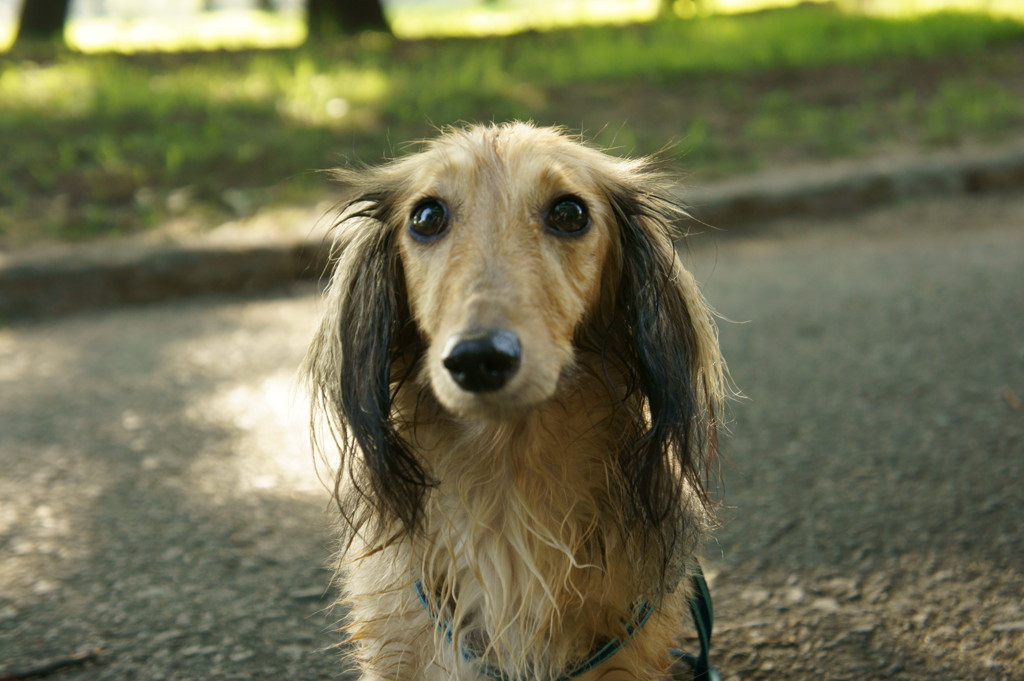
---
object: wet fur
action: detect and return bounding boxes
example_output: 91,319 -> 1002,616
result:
305,123 -> 727,681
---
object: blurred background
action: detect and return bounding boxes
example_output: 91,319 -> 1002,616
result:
0,0 -> 1022,250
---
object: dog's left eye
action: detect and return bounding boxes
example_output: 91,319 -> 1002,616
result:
409,199 -> 450,240
545,196 -> 590,235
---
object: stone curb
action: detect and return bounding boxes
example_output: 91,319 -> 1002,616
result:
3,143 -> 1024,321
676,141 -> 1024,227
0,238 -> 332,320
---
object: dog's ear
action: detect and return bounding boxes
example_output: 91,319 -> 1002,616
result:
306,186 -> 430,538
606,186 -> 725,529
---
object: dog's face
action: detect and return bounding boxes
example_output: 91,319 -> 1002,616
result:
308,122 -> 725,536
392,127 -> 624,418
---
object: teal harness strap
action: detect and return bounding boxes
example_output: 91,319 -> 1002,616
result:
414,564 -> 720,681
414,580 -> 654,681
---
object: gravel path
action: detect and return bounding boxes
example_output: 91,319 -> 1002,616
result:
2,193 -> 1022,680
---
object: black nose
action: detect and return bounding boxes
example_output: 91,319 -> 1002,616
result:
442,330 -> 522,393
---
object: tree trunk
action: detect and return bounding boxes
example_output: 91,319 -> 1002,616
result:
15,0 -> 71,43
307,0 -> 390,37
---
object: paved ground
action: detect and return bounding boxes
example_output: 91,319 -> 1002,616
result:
1,192 -> 1022,680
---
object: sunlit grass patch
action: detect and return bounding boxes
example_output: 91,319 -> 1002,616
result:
846,0 -> 1024,20
67,8 -> 306,53
390,0 -> 660,38
390,0 -> 1024,38
274,57 -> 390,127
3,0 -> 1022,55
0,25 -> 12,53
0,60 -> 99,115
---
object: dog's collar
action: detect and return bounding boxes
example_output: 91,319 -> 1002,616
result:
413,579 -> 654,681
413,565 -> 721,681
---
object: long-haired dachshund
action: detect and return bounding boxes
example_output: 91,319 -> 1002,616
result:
305,122 -> 727,681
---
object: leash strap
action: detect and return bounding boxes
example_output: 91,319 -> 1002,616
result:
672,563 -> 722,681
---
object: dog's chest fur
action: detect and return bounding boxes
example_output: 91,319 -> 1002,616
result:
392,375 -> 676,675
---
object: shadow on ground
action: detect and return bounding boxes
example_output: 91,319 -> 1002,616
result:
1,284 -> 348,680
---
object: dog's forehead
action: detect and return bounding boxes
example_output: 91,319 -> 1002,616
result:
416,130 -> 617,197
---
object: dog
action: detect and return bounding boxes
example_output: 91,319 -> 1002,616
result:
304,122 -> 727,681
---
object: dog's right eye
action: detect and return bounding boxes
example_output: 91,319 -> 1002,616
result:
409,199 -> 449,241
545,196 -> 590,236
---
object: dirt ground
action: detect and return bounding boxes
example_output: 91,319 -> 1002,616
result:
687,195 -> 1024,681
1,192 -> 1022,680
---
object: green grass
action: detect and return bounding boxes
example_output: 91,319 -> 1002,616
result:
2,5 -> 1023,247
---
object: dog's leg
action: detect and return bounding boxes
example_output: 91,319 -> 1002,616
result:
342,548 -> 434,681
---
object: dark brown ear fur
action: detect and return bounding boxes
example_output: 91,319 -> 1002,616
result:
585,185 -> 717,572
308,189 -> 432,540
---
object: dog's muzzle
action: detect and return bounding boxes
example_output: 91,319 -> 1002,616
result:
441,329 -> 522,393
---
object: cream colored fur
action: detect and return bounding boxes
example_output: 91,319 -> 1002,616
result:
306,123 -> 726,681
